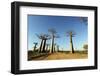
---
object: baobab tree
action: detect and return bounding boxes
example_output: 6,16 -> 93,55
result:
54,43 -> 56,52
46,44 -> 50,52
48,28 -> 59,53
33,42 -> 38,52
36,34 -> 50,53
48,44 -> 51,52
67,31 -> 76,53
42,34 -> 50,53
57,45 -> 59,52
83,44 -> 88,51
36,34 -> 45,53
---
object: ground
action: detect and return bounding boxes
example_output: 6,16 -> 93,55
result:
28,51 -> 88,61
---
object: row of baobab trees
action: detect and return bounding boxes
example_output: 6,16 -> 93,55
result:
32,28 -> 75,54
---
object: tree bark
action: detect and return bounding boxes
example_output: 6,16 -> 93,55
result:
33,44 -> 37,51
70,35 -> 74,53
51,36 -> 54,53
46,44 -> 49,52
42,39 -> 46,53
39,39 -> 43,53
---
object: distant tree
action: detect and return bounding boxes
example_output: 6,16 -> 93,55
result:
83,44 -> 88,51
36,34 -> 45,53
48,28 -> 59,53
57,45 -> 59,52
33,42 -> 38,52
53,43 -> 56,52
66,31 -> 76,53
36,34 -> 50,53
42,34 -> 50,52
46,44 -> 50,52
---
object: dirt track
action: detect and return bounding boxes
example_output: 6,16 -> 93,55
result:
31,52 -> 88,60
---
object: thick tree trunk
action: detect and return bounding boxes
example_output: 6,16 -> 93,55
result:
70,35 -> 74,53
39,39 -> 43,53
46,44 -> 49,52
48,45 -> 50,53
54,44 -> 56,52
33,44 -> 37,51
57,45 -> 59,52
51,36 -> 54,53
42,39 -> 46,53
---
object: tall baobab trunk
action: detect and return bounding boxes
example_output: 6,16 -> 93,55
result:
70,32 -> 74,53
53,44 -> 55,52
48,44 -> 50,53
48,28 -> 59,53
57,45 -> 59,52
33,43 -> 38,52
39,39 -> 43,53
46,44 -> 49,52
36,34 -> 50,53
51,36 -> 54,53
42,39 -> 47,53
54,43 -> 56,52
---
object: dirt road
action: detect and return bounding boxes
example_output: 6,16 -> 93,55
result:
31,52 -> 87,60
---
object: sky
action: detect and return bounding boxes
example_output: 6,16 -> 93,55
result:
28,15 -> 88,51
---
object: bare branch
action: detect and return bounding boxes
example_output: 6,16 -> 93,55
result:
36,33 -> 51,40
66,30 -> 76,37
48,28 -> 57,34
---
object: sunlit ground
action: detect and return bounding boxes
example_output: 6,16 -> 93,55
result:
28,51 -> 88,61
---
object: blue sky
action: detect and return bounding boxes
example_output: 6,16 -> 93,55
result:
28,15 -> 88,51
